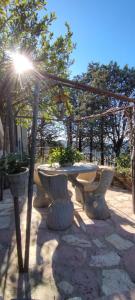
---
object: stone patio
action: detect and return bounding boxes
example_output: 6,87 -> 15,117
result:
0,184 -> 135,299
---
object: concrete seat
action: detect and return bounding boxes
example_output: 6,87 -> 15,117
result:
84,167 -> 114,220
38,171 -> 74,230
77,171 -> 97,185
75,171 -> 97,204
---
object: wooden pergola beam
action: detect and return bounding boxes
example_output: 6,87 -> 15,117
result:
16,105 -> 132,123
39,71 -> 135,104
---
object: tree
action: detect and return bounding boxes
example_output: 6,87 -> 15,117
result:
0,0 -> 75,153
71,62 -> 135,162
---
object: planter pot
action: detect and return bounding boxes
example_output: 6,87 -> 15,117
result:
7,167 -> 29,198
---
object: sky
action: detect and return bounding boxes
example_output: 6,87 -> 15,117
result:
46,0 -> 135,78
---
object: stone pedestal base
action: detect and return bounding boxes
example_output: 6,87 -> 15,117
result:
47,199 -> 74,230
84,194 -> 110,220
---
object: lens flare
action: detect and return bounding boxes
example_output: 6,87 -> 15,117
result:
12,53 -> 33,74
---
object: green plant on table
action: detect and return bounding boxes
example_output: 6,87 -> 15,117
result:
48,146 -> 83,166
0,152 -> 30,174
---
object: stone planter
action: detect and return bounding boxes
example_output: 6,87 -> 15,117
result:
7,167 -> 29,198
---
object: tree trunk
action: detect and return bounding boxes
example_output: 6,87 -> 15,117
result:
78,128 -> 82,152
100,118 -> 104,165
67,118 -> 72,146
89,127 -> 93,162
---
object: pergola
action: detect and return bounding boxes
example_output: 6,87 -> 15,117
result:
2,68 -> 135,274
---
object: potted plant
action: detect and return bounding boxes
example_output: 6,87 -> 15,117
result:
0,153 -> 29,197
48,146 -> 83,167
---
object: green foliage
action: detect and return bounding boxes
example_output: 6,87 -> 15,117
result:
0,152 -> 29,174
116,153 -> 131,169
48,146 -> 83,166
0,0 -> 75,131
116,153 -> 131,175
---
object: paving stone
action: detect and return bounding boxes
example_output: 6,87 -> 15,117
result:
37,230 -> 59,246
30,239 -> 59,266
67,298 -> 82,300
62,234 -> 92,247
85,221 -> 114,237
89,251 -> 120,267
72,268 -> 100,299
123,245 -> 135,281
53,244 -> 87,267
31,283 -> 60,300
0,229 -> 13,245
0,216 -> 10,229
117,224 -> 135,242
102,269 -> 135,296
40,239 -> 59,263
58,280 -> 74,295
106,233 -> 134,250
42,263 -> 54,282
93,239 -> 104,248
97,288 -> 135,300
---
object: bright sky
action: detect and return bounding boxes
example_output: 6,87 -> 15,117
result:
46,0 -> 135,78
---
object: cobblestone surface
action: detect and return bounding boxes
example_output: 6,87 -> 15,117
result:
0,186 -> 135,300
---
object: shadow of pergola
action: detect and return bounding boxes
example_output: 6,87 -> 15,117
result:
2,186 -> 135,299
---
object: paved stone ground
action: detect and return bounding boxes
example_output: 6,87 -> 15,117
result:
0,185 -> 135,299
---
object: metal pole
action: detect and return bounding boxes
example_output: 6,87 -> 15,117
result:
13,196 -> 24,273
132,105 -> 135,213
24,82 -> 40,272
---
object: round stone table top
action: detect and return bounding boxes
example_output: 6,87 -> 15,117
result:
38,163 -> 99,176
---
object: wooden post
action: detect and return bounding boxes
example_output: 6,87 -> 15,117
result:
24,82 -> 40,272
132,104 -> 135,213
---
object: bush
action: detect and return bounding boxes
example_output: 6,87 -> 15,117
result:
0,153 -> 30,174
48,146 -> 84,166
116,153 -> 131,176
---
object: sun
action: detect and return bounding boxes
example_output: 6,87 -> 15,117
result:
10,52 -> 33,74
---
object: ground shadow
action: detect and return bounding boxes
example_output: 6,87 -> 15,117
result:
32,185 -> 135,300
0,189 -> 27,299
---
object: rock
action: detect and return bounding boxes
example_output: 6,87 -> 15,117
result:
93,239 -> 104,248
123,245 -> 135,281
67,298 -> 82,300
58,280 -> 74,295
102,269 -> 135,296
54,244 -> 87,267
106,233 -> 134,250
89,251 -> 120,267
0,216 -> 10,229
62,234 -> 92,248
31,283 -> 60,300
72,268 -> 100,299
29,239 -> 58,266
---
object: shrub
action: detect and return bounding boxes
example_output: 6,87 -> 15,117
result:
115,153 -> 131,176
0,153 -> 29,174
48,146 -> 84,166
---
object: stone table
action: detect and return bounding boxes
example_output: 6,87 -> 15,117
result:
37,163 -> 98,230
